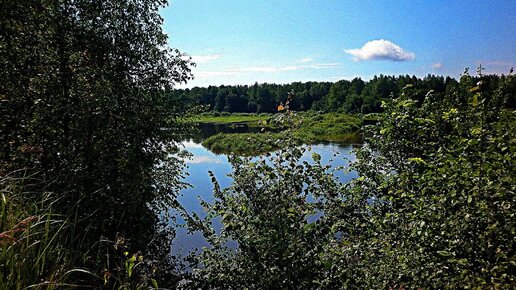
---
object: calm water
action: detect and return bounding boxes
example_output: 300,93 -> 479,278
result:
170,124 -> 361,256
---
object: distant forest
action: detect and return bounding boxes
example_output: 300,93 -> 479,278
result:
170,73 -> 513,114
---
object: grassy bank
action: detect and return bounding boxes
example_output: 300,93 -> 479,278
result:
200,113 -> 363,155
293,113 -> 362,142
195,112 -> 362,133
194,113 -> 271,124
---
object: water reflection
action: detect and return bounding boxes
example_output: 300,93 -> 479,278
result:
171,123 -> 362,256
171,138 -> 360,256
189,122 -> 282,143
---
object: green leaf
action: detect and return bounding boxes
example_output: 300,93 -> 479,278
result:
472,94 -> 479,106
151,278 -> 159,288
408,157 -> 426,165
312,152 -> 321,162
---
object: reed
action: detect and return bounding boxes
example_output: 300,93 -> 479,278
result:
0,171 -> 93,289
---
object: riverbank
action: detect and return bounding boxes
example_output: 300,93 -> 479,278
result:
193,113 -> 271,125
202,132 -> 285,156
199,112 -> 363,155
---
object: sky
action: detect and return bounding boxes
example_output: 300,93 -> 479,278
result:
161,0 -> 516,88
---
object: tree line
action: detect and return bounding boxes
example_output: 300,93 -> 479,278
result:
170,73 -> 513,114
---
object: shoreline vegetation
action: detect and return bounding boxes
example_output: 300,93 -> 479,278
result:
193,113 -> 271,124
198,112 -> 363,155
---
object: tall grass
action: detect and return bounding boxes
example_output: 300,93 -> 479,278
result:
0,171 -> 93,289
0,171 -> 169,289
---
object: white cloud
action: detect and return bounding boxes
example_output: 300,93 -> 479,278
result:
432,62 -> 443,69
297,57 -> 313,63
232,63 -> 340,73
181,140 -> 204,149
195,71 -> 240,77
194,63 -> 340,78
191,54 -> 221,64
344,39 -> 415,62
185,155 -> 223,164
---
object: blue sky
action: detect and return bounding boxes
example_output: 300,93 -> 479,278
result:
161,0 -> 515,88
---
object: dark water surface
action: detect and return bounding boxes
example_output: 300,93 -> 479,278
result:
170,124 -> 361,256
189,122 -> 282,143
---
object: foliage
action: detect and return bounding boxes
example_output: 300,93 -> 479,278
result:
182,142 -> 361,289
199,112 -> 362,156
293,113 -> 362,142
0,172 -> 89,289
182,69 -> 515,289
0,174 -> 170,290
0,0 -> 192,286
98,234 -> 166,290
168,74 -> 493,114
185,98 -> 364,288
344,70 -> 516,288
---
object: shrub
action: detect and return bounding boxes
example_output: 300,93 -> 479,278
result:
182,144 -> 359,289
346,71 -> 515,288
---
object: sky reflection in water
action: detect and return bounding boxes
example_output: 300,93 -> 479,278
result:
171,139 -> 359,256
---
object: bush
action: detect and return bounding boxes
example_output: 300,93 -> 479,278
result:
182,145 -> 358,289
346,71 -> 515,288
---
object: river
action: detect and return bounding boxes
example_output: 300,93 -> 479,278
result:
170,123 -> 361,256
